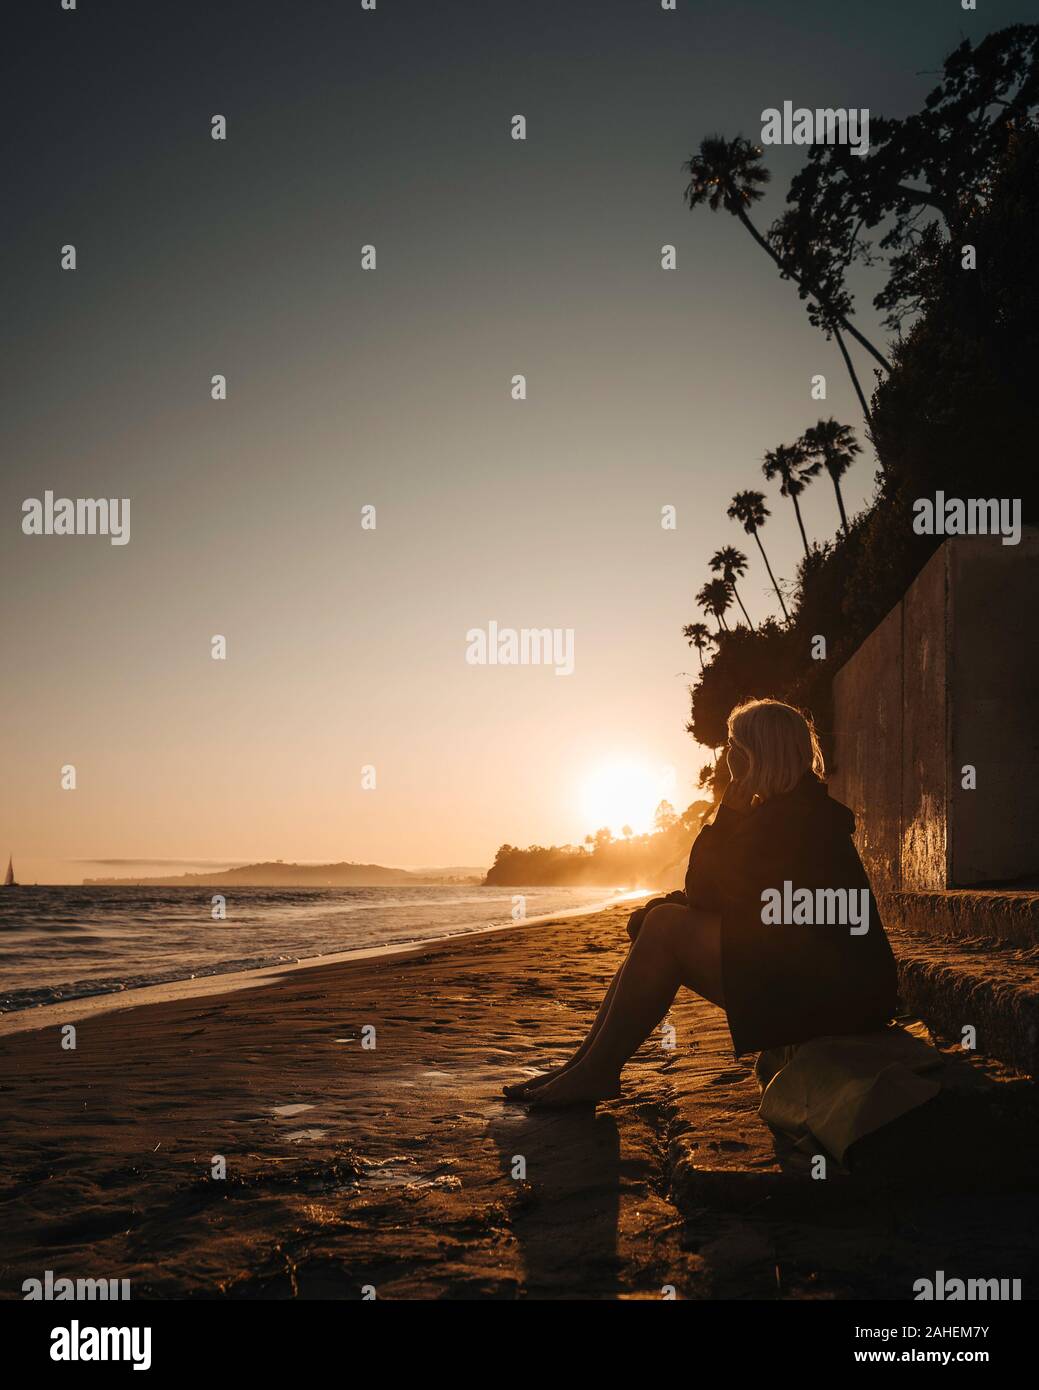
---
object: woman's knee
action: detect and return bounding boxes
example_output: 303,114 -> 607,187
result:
639,904 -> 723,1002
638,903 -> 691,948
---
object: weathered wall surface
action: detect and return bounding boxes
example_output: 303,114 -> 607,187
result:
949,533 -> 1039,885
830,603 -> 904,892
900,548 -> 949,889
830,532 -> 1037,891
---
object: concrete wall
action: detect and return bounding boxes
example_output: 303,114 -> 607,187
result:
830,531 -> 1039,890
900,548 -> 949,889
949,534 -> 1039,884
830,602 -> 904,892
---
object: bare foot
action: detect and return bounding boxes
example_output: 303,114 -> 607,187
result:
526,1063 -> 621,1109
502,1065 -> 569,1101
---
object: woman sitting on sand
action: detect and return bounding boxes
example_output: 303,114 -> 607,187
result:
505,698 -> 898,1108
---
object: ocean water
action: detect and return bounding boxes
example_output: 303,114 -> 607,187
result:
0,884 -> 630,1012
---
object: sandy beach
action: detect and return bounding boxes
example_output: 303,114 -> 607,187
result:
2,901 -> 1037,1301
0,900 -> 740,1300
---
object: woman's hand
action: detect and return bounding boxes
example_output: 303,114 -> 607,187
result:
626,906 -> 648,941
722,743 -> 755,811
722,776 -> 755,812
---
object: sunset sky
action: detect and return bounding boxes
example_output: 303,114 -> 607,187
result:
4,0 -> 1032,882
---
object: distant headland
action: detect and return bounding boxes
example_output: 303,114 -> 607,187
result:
83,862 -> 484,888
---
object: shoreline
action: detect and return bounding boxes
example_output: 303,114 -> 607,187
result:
0,890 -> 649,1039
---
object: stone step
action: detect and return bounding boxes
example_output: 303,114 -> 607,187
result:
888,924 -> 1039,1076
661,986 -> 1038,1214
880,889 -> 1039,948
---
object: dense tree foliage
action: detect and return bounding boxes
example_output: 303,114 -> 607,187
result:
485,801 -> 711,888
686,36 -> 1037,795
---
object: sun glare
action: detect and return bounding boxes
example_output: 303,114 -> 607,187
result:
578,758 -> 668,839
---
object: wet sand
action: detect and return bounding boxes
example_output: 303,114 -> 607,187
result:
0,900 -> 709,1299
3,900 -> 1037,1300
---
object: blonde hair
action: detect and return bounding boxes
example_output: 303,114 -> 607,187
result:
727,698 -> 825,804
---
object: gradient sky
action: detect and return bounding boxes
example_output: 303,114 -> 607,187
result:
4,0 -> 1032,881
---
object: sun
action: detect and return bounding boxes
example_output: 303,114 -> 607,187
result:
579,758 -> 668,839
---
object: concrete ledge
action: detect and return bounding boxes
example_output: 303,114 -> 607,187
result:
889,926 -> 1039,1076
665,990 -> 1038,1213
881,889 -> 1039,948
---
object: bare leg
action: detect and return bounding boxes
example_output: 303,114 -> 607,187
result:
530,905 -> 722,1107
503,962 -> 625,1098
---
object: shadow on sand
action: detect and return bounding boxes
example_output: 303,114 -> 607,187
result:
489,1106 -> 623,1298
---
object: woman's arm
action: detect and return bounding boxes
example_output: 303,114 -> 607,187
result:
684,775 -> 753,907
631,765 -> 756,935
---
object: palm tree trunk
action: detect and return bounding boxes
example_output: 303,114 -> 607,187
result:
696,647 -> 704,671
829,469 -> 850,538
790,494 -> 810,557
833,326 -> 874,433
735,208 -> 891,372
751,528 -> 790,622
731,584 -> 755,630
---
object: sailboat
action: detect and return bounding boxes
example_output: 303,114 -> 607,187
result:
4,856 -> 16,887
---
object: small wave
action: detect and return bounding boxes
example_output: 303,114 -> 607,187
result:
0,952 -> 308,1013
0,918 -> 95,934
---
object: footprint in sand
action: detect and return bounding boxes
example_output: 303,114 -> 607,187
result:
271,1103 -> 316,1117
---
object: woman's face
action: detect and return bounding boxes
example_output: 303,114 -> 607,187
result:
726,737 -> 751,783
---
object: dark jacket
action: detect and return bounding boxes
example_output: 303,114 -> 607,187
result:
646,775 -> 897,1057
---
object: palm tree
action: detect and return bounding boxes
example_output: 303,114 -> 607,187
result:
682,135 -> 891,384
726,489 -> 790,622
696,579 -> 732,634
682,621 -> 715,670
762,443 -> 814,558
799,418 -> 861,538
767,205 -> 879,427
709,546 -> 754,629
